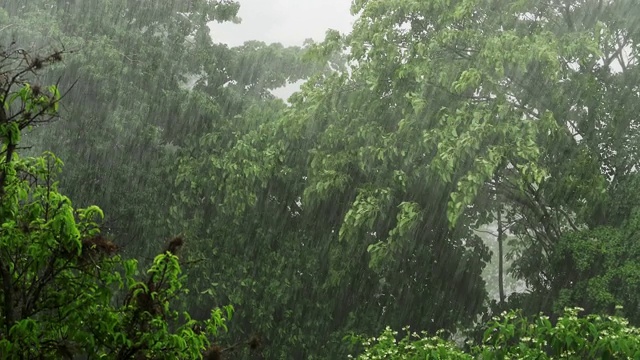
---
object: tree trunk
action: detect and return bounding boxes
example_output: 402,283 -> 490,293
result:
497,204 -> 505,306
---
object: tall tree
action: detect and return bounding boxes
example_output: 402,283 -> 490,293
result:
364,0 -> 640,320
0,0 -> 320,260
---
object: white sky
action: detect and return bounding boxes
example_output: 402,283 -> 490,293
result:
210,0 -> 355,47
209,0 -> 354,99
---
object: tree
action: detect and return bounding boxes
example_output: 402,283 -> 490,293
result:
170,12 -> 490,358
334,0 -> 640,323
1,0 -> 320,260
2,2 -> 342,357
540,208 -> 640,325
0,43 -> 232,359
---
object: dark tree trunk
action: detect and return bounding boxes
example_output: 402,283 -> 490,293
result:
497,204 -> 505,306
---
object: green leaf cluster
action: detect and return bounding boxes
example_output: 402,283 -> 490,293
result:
0,48 -> 232,359
354,308 -> 640,359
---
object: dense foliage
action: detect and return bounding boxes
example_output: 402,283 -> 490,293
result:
0,46 -> 232,359
353,308 -> 640,359
2,0 -> 640,358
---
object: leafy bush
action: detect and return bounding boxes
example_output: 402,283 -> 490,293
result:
352,308 -> 640,359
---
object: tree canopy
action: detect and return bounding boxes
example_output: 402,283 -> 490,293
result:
0,44 -> 232,359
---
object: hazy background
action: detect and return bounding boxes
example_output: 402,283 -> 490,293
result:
210,0 -> 354,47
209,0 -> 354,99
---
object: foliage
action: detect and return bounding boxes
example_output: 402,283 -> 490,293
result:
4,0 -> 640,358
1,0 -> 321,259
531,207 -> 640,325
490,0 -> 640,322
1,2 -> 333,357
353,308 -> 640,359
0,45 -> 232,359
328,0 -> 640,331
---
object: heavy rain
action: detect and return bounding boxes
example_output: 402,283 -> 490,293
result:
1,0 -> 639,358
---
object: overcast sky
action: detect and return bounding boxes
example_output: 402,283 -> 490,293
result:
210,0 -> 355,47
